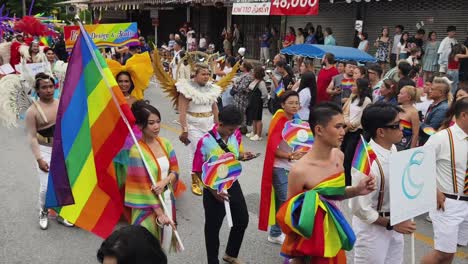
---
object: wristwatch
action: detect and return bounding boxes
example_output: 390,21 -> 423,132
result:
386,221 -> 393,231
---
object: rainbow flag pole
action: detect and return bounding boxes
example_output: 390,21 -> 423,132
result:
351,135 -> 377,177
361,135 -> 373,175
76,18 -> 185,250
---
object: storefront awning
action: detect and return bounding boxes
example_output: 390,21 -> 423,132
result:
281,44 -> 377,62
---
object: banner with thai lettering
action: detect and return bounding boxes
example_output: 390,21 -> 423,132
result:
232,2 -> 271,16
64,22 -> 139,49
270,0 -> 319,16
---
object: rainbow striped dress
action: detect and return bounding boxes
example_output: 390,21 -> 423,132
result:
396,119 -> 412,150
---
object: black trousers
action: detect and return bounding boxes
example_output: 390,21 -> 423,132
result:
341,129 -> 363,186
390,53 -> 397,68
203,181 -> 249,264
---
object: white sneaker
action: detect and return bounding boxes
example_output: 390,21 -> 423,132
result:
39,210 -> 49,230
268,233 -> 285,245
245,132 -> 254,138
250,135 -> 262,141
57,216 -> 74,227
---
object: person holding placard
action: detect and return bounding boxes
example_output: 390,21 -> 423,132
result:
350,102 -> 417,264
277,102 -> 376,264
192,105 -> 255,264
421,97 -> 468,264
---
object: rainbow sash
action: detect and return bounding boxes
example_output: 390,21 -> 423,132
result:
277,172 -> 355,260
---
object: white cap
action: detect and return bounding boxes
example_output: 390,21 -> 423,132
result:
238,47 -> 246,56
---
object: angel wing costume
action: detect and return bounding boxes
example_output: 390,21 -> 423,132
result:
152,50 -> 239,195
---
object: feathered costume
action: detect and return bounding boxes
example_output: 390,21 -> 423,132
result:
258,109 -> 289,231
125,137 -> 183,252
152,48 -> 239,195
276,172 -> 355,263
106,51 -> 154,100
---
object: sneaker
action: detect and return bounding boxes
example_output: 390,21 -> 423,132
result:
268,233 -> 285,245
222,254 -> 245,264
245,132 -> 253,138
57,216 -> 74,227
39,210 -> 49,230
250,135 -> 262,141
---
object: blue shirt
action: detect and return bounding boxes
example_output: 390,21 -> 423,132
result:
305,34 -> 317,44
261,32 -> 271,48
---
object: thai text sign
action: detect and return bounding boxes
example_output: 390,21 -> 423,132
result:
232,2 -> 271,15
270,0 -> 319,16
389,146 -> 436,225
64,23 -> 139,49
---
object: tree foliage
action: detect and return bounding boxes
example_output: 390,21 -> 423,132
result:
4,0 -> 63,17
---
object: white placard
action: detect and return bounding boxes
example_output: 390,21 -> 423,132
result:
232,2 -> 271,16
15,63 -> 46,76
0,64 -> 15,74
355,20 -> 363,32
389,146 -> 437,225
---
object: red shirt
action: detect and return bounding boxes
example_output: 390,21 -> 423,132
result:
316,66 -> 339,103
284,34 -> 296,46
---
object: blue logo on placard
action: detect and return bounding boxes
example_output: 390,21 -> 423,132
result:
401,150 -> 425,199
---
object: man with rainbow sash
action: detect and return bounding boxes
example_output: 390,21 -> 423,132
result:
274,102 -> 376,264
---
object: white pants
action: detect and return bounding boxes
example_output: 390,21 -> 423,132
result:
260,47 -> 270,64
429,197 -> 468,253
352,216 -> 404,264
37,145 -> 51,211
188,116 -> 214,172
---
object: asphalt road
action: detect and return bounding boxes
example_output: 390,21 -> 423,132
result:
0,81 -> 466,264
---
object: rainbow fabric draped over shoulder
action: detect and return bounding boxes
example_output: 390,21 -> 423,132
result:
45,24 -> 135,238
351,137 -> 376,176
277,172 -> 355,261
259,109 -> 289,231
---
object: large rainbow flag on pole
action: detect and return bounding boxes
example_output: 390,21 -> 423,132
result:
45,20 -> 135,238
351,135 -> 377,176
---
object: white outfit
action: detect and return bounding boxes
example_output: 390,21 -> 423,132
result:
397,42 -> 407,57
199,38 -> 207,49
297,88 -> 311,121
437,36 -> 458,72
38,145 -> 51,210
425,124 -> 468,253
176,79 -> 220,171
391,34 -> 402,55
344,97 -> 371,131
156,156 -> 174,252
415,95 -> 433,118
170,50 -> 182,79
350,140 -> 404,264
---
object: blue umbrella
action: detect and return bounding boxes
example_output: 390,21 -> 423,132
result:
281,44 -> 377,63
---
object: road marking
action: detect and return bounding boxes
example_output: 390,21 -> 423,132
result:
160,122 -> 468,259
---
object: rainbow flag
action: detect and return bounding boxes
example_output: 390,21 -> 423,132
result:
274,82 -> 285,97
45,23 -> 135,238
40,36 -> 52,47
341,78 -> 355,90
351,136 -> 377,176
277,172 -> 355,259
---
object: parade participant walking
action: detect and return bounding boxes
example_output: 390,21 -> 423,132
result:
125,101 -> 182,252
278,102 -> 376,264
22,40 -> 46,63
178,64 -> 220,196
420,77 -> 451,144
316,53 -> 339,104
259,91 -> 306,244
25,73 -> 73,230
327,60 -> 357,106
421,97 -> 468,264
192,105 -> 253,264
397,86 -> 421,150
342,78 -> 372,185
350,102 -> 416,264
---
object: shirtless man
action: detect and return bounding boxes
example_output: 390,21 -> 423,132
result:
285,102 -> 376,264
25,73 -> 73,230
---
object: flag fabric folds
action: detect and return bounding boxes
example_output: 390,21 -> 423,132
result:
351,136 -> 377,176
274,82 -> 285,97
276,172 -> 355,261
45,24 -> 135,238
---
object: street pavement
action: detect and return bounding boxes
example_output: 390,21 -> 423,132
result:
0,80 -> 466,264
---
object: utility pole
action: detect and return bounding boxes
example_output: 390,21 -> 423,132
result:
22,0 -> 27,17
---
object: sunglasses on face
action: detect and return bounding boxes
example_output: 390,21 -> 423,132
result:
381,123 -> 400,130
